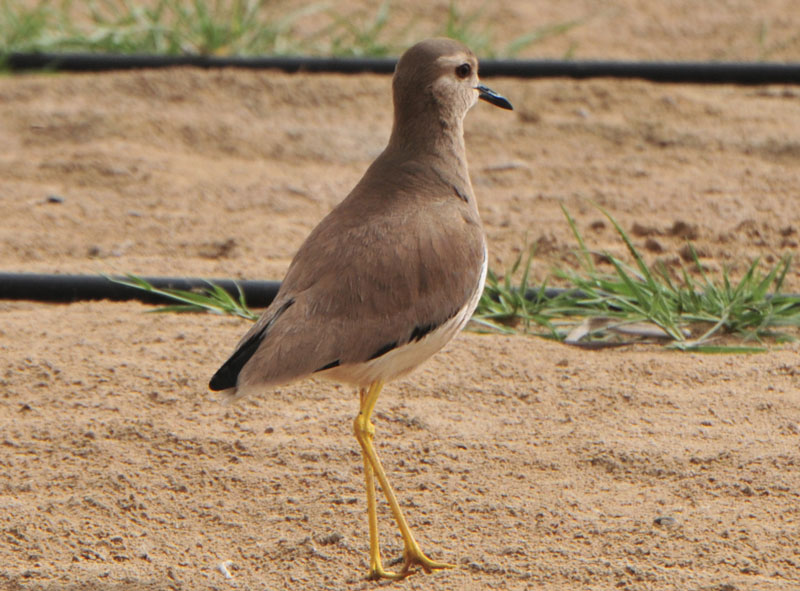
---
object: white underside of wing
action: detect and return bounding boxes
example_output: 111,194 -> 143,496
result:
322,245 -> 488,387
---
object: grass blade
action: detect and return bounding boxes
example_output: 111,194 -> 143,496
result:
106,274 -> 258,320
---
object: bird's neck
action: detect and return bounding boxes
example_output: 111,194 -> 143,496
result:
386,110 -> 471,185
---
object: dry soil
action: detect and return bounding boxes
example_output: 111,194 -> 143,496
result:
1,2 -> 800,590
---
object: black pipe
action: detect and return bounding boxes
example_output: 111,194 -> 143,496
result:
0,272 -> 565,306
5,52 -> 397,75
0,273 -> 280,307
485,59 -> 800,84
0,272 -> 575,307
6,52 -> 800,84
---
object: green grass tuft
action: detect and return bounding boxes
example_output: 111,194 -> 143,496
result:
471,206 -> 799,352
0,0 -> 584,57
0,0 -> 326,56
548,207 -> 797,350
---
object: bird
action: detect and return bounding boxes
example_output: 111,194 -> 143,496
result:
209,37 -> 513,580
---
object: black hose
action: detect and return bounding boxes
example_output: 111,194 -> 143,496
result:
0,272 -> 570,307
6,52 -> 800,84
486,59 -> 800,84
0,273 -> 280,307
5,53 -> 397,75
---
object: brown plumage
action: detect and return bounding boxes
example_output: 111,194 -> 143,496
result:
209,37 -> 512,579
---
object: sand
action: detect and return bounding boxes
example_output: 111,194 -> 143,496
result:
1,2 -> 799,589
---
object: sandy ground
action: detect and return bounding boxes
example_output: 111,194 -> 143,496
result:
2,2 -> 800,590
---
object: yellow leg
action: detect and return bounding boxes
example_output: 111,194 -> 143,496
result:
356,387 -> 395,579
353,380 -> 455,580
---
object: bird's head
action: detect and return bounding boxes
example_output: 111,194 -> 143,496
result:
392,38 -> 513,126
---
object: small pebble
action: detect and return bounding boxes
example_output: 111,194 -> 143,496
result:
654,515 -> 677,527
46,194 -> 64,204
644,237 -> 664,252
317,532 -> 343,546
218,560 -> 234,579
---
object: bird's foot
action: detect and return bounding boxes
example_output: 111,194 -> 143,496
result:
366,564 -> 404,581
365,551 -> 406,581
366,546 -> 454,580
400,545 -> 456,576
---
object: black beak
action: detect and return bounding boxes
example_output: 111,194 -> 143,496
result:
477,84 -> 513,110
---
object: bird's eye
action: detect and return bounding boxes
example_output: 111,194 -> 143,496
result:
455,63 -> 471,79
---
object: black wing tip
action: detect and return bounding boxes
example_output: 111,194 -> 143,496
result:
208,330 -> 263,391
208,297 -> 296,392
209,368 -> 236,391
